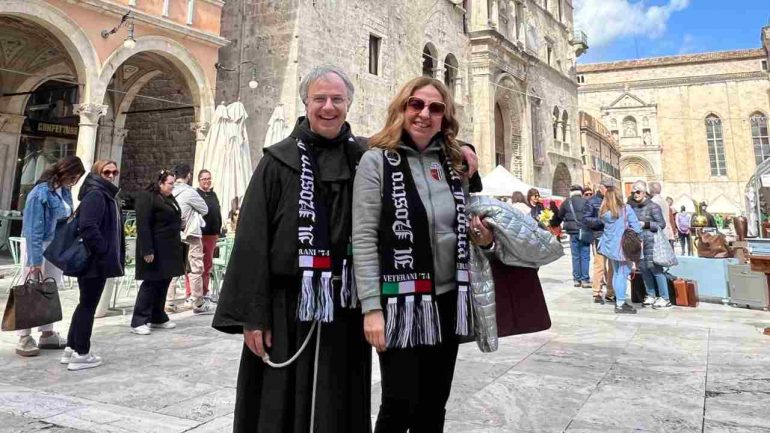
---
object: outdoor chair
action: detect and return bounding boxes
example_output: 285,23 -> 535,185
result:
6,236 -> 23,292
210,237 -> 234,299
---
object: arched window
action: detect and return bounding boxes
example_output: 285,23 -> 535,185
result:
705,115 -> 727,176
751,112 -> 770,166
552,106 -> 560,140
422,45 -> 435,77
561,110 -> 569,143
622,116 -> 637,137
443,54 -> 459,98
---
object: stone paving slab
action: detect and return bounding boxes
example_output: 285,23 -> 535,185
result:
1,254 -> 769,432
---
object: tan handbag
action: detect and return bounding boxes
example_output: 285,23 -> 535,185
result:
1,272 -> 62,331
694,231 -> 732,258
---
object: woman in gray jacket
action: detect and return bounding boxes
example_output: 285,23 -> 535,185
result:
353,77 -> 492,432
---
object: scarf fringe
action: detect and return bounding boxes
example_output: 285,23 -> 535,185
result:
340,258 -> 358,308
385,298 -> 398,347
421,294 -> 441,345
298,270 -> 316,322
455,286 -> 472,336
316,271 -> 334,322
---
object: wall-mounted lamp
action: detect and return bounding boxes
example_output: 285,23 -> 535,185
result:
101,11 -> 136,50
216,61 -> 259,90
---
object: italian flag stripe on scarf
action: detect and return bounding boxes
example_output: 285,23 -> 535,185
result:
379,144 -> 472,349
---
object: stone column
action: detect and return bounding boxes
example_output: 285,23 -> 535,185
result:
471,65 -> 494,175
0,113 -> 25,210
96,119 -> 115,161
470,0 -> 490,31
74,103 -> 109,172
191,121 -> 210,185
111,127 -> 129,170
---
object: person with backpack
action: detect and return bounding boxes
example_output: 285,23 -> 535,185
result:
553,184 -> 591,288
598,186 -> 642,314
15,156 -> 85,357
61,160 -> 125,370
676,206 -> 692,256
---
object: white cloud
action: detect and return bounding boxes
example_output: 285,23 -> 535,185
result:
574,0 -> 691,48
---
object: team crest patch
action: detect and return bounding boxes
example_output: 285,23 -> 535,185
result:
429,162 -> 444,181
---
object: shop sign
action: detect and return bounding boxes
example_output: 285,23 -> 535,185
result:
30,120 -> 79,138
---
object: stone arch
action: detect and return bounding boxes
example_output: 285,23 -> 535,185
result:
114,70 -> 165,130
620,155 -> 654,178
422,43 -> 438,78
3,63 -> 76,116
0,0 -> 100,104
95,36 -> 213,125
494,74 -> 524,177
552,162 -> 571,197
443,54 -> 459,97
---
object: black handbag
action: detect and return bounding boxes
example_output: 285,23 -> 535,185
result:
2,271 -> 62,331
43,209 -> 90,276
568,200 -> 593,244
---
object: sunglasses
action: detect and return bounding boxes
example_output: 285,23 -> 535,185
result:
632,190 -> 645,195
584,192 -> 593,197
102,169 -> 120,177
406,97 -> 446,116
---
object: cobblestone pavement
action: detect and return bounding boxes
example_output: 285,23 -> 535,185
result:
1,253 -> 770,433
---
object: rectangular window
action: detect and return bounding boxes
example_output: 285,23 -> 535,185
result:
752,114 -> 770,166
706,117 -> 727,176
547,46 -> 553,66
762,60 -> 768,71
369,35 -> 381,76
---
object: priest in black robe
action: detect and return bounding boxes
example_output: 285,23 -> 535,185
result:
212,66 -> 372,433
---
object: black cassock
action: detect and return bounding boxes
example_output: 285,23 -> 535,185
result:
213,118 -> 372,433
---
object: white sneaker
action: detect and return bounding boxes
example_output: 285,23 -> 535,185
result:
643,296 -> 656,306
193,300 -> 215,315
653,297 -> 672,309
60,347 -> 74,364
131,324 -> 151,335
149,321 -> 177,329
67,352 -> 103,371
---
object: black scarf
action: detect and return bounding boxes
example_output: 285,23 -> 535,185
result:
379,142 -> 471,348
295,120 -> 358,322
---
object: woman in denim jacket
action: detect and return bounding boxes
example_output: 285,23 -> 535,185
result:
598,186 -> 642,315
15,156 -> 85,357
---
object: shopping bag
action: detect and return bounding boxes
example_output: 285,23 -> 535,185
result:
1,272 -> 62,331
652,229 -> 678,267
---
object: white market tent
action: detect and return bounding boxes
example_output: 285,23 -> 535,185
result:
707,194 -> 741,215
479,165 -> 537,197
673,194 -> 697,213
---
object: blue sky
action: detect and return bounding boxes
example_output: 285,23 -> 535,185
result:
575,0 -> 770,64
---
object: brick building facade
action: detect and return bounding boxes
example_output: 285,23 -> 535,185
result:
577,26 -> 770,211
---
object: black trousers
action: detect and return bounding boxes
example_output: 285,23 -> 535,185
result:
131,278 -> 172,328
67,277 -> 107,355
374,291 -> 460,433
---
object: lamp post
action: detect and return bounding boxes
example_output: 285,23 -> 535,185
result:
101,11 -> 136,50
215,61 -> 259,96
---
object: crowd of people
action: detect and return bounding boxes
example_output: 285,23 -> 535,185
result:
11,159 -> 223,371
6,62 -> 735,433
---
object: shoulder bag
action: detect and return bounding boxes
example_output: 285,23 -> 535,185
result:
43,208 -> 90,276
621,208 -> 642,263
568,200 -> 593,244
652,229 -> 678,267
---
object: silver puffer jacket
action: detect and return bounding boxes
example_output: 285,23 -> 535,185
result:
466,196 -> 563,353
468,195 -> 564,268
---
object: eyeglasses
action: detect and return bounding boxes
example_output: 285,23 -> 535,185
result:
584,192 -> 593,197
102,169 -> 120,177
309,94 -> 347,107
199,177 -> 212,182
406,97 -> 446,117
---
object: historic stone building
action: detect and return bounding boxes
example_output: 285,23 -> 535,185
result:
216,0 -> 587,195
578,111 -> 621,188
0,0 -> 226,209
577,26 -> 770,211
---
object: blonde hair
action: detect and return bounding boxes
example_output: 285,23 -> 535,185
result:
599,186 -> 624,219
369,77 -> 464,173
92,160 -> 118,176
